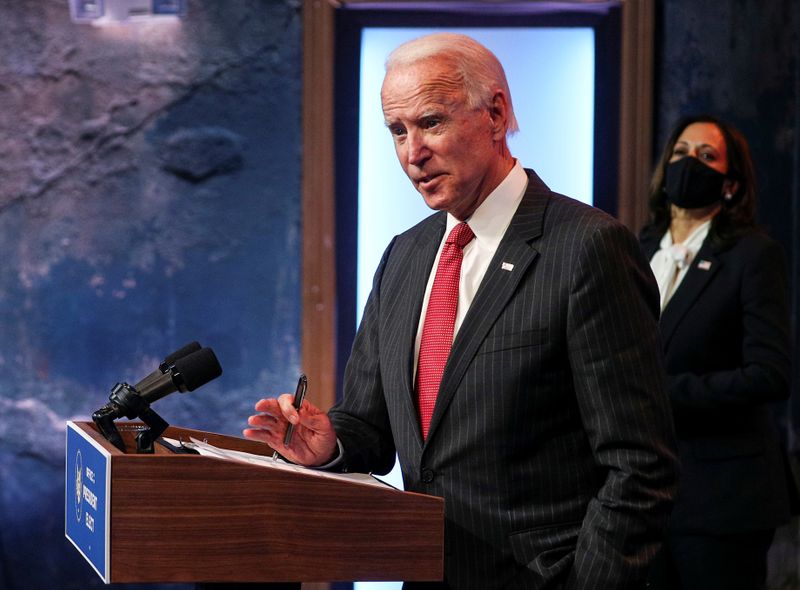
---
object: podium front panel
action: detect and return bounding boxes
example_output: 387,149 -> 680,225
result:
65,421 -> 112,583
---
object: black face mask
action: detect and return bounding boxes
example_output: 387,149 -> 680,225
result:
664,156 -> 727,209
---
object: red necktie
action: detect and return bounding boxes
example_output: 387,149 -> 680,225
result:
416,222 -> 475,439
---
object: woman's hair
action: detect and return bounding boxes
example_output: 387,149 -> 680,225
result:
643,115 -> 758,246
385,32 -> 519,135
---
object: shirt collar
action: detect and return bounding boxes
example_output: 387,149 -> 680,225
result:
444,160 -> 528,248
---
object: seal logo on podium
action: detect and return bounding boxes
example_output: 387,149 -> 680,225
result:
74,449 -> 83,523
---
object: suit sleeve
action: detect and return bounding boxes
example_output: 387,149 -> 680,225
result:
327,238 -> 398,476
564,222 -> 679,590
667,237 -> 791,409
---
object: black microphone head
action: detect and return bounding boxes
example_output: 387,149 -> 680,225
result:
160,341 -> 202,370
135,341 -> 204,393
172,347 -> 222,392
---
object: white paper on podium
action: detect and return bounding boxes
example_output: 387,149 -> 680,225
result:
162,437 -> 396,490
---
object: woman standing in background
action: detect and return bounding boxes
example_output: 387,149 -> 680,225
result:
640,115 -> 793,590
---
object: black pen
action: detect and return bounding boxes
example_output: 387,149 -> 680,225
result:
272,374 -> 307,460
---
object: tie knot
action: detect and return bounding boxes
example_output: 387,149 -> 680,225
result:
446,222 -> 475,249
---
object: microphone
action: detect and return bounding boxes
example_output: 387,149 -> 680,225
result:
133,341 -> 202,393
137,347 -> 222,404
93,344 -> 222,452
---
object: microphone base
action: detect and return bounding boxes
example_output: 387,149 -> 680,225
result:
135,406 -> 170,454
92,383 -> 171,454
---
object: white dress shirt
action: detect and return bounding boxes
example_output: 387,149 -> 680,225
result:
649,220 -> 711,311
413,161 -> 528,376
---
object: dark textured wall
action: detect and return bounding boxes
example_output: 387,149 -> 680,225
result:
0,1 -> 302,588
654,1 -> 797,250
655,1 -> 799,587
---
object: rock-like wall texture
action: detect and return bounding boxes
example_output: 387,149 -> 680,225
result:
0,1 -> 302,588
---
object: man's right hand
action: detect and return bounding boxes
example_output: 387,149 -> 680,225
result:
243,394 -> 339,466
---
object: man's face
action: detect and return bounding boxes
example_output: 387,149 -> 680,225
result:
381,58 -> 504,221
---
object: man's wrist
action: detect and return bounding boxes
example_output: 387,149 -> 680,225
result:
313,438 -> 345,471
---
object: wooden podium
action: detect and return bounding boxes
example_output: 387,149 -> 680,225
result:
65,421 -> 444,584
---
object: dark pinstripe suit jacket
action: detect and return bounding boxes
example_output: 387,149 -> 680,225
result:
330,170 -> 678,589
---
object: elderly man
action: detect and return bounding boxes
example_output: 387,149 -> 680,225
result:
246,33 -> 678,589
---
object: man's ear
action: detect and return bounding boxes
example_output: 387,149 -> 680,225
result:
489,90 -> 509,140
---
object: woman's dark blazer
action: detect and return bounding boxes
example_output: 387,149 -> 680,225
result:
641,228 -> 792,533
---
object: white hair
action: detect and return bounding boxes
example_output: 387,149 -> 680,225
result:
385,32 -> 519,135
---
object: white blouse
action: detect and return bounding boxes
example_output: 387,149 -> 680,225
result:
649,220 -> 711,311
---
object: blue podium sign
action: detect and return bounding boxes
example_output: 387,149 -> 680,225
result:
65,421 -> 111,582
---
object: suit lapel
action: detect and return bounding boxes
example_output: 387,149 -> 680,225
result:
425,171 -> 547,444
659,240 -> 721,347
